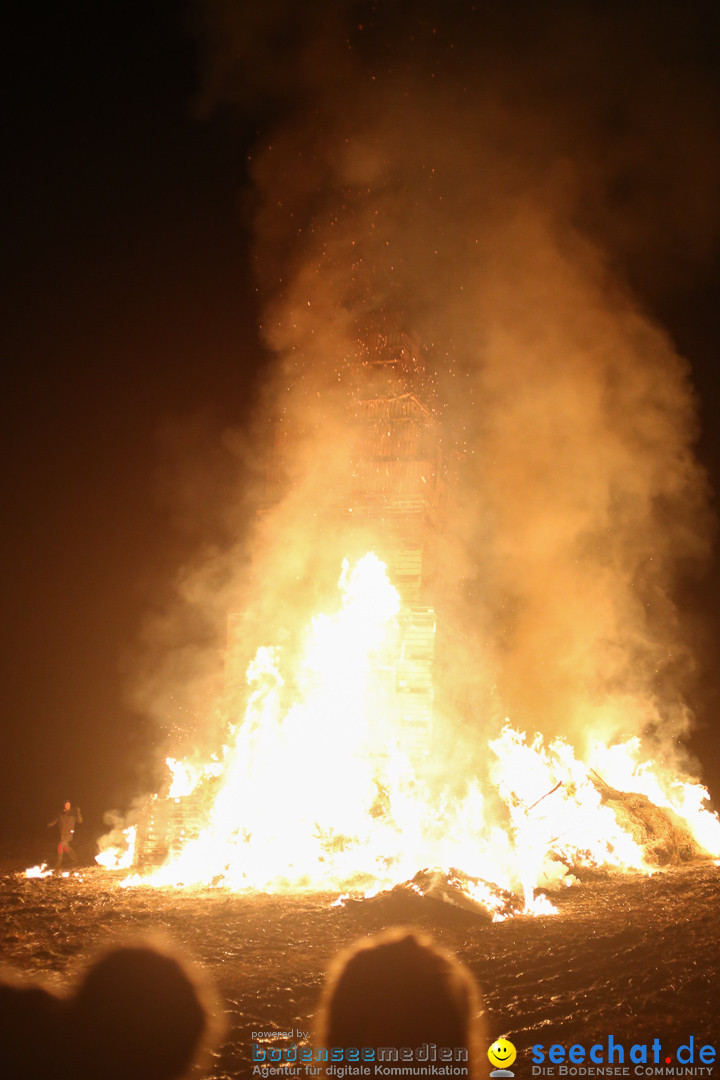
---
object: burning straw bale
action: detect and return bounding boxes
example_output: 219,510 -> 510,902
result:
590,774 -> 708,866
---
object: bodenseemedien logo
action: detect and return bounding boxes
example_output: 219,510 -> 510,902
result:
489,1038 -> 518,1077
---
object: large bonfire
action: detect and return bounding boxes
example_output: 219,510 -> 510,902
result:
32,3 -> 717,923
90,552 -> 720,919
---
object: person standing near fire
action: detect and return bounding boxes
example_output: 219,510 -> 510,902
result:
48,800 -> 83,869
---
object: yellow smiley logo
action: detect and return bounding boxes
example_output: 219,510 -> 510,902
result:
488,1038 -> 517,1070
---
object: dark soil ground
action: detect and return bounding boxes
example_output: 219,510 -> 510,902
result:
1,863 -> 718,1079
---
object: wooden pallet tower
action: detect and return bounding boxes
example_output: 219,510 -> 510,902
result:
347,320 -> 449,760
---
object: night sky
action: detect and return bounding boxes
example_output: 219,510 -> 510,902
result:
3,1 -> 266,855
3,1 -> 720,862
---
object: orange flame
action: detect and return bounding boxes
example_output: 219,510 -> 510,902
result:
97,553 -> 719,917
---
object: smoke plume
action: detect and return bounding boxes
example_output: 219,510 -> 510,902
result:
140,1 -> 719,782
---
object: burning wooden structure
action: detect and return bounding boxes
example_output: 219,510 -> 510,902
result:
117,320 -> 720,885
133,320 -> 457,866
254,319 -> 458,761
346,321 -> 448,757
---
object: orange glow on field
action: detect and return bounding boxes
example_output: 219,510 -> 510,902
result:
95,554 -> 720,917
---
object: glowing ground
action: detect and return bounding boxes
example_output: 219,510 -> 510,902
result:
2,864 -> 718,1079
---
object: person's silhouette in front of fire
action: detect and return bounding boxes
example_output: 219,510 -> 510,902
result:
315,928 -> 486,1079
0,939 -> 221,1080
48,800 -> 82,869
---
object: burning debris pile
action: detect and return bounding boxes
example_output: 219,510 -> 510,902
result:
89,553 -> 720,921
84,308 -> 720,917
85,309 -> 720,913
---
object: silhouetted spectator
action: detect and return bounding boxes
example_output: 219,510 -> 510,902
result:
315,928 -> 486,1078
0,940 -> 221,1080
64,940 -> 220,1080
0,976 -> 63,1078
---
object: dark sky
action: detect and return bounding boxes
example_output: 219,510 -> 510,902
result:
2,1 -> 266,854
2,0 -> 720,859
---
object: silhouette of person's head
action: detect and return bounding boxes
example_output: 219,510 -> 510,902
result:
0,978 -> 63,1078
65,942 -> 218,1080
316,928 -> 484,1076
